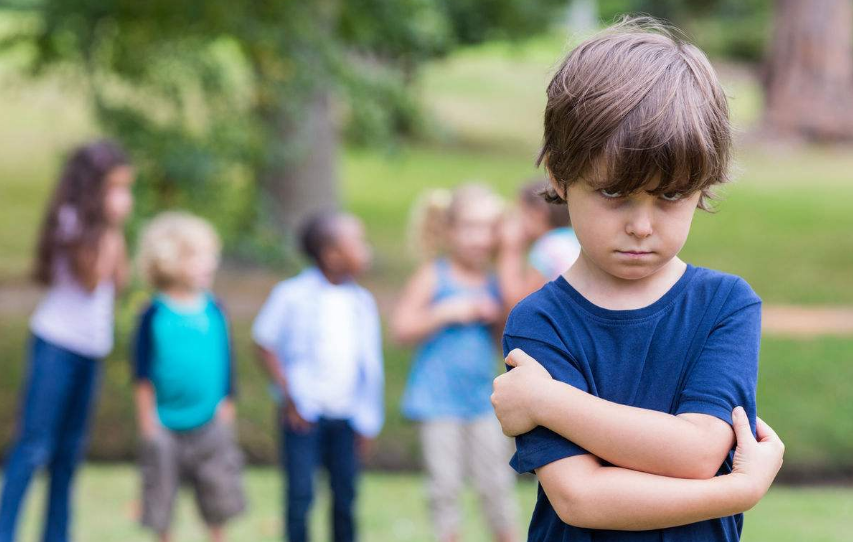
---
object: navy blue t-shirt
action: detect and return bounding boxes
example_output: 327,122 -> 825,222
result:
503,265 -> 761,542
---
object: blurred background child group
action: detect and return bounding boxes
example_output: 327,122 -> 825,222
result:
0,139 -> 579,542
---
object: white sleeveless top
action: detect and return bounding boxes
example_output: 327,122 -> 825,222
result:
30,258 -> 115,359
29,206 -> 115,358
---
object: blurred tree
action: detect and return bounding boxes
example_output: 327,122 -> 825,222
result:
3,0 -> 564,256
763,0 -> 853,141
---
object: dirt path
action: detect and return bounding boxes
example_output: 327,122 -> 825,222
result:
1,274 -> 851,338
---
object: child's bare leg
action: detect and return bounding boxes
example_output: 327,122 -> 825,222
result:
158,531 -> 171,542
495,529 -> 516,542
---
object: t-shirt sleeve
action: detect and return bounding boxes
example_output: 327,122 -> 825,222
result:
675,286 -> 761,428
503,332 -> 591,474
214,299 -> 238,399
132,304 -> 157,382
252,283 -> 288,350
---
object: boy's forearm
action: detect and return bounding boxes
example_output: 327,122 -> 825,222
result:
134,383 -> 158,434
535,380 -> 730,478
255,345 -> 288,393
541,458 -> 757,531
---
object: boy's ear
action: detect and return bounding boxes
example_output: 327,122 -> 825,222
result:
546,168 -> 567,201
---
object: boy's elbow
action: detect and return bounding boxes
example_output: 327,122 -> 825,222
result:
691,454 -> 725,480
549,478 -> 593,528
676,444 -> 728,480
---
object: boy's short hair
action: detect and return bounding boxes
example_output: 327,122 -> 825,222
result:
299,210 -> 344,265
137,211 -> 221,289
538,17 -> 731,210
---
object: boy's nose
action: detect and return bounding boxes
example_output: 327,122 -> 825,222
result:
625,210 -> 654,238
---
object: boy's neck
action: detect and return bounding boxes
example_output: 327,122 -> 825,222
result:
162,286 -> 205,304
565,253 -> 687,311
318,266 -> 351,285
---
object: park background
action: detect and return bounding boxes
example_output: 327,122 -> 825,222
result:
1,0 -> 852,540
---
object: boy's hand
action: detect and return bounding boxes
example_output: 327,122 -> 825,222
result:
729,407 -> 785,506
491,349 -> 553,436
139,415 -> 160,440
283,402 -> 313,433
217,400 -> 236,426
356,434 -> 375,460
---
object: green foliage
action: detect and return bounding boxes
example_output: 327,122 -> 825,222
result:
4,0 -> 565,259
598,0 -> 772,61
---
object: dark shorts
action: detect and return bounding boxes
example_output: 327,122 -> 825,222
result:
139,419 -> 245,533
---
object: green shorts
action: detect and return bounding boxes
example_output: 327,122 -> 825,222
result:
139,419 -> 246,533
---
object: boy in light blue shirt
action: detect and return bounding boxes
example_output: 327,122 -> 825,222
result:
133,212 -> 245,542
252,211 -> 384,542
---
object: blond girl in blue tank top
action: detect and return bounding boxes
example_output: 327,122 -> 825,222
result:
392,184 -> 518,542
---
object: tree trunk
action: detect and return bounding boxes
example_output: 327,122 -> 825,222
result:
763,0 -> 853,141
260,90 -> 340,236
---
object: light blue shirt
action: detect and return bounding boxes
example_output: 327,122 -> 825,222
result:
251,268 -> 385,437
133,293 -> 234,431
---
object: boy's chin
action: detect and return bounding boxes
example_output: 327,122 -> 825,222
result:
601,261 -> 668,282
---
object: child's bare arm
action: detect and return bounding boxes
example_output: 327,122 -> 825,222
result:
494,349 -> 733,479
496,216 -> 546,310
134,382 -> 159,438
391,264 -> 492,345
536,409 -> 783,530
217,398 -> 236,425
254,344 -> 288,394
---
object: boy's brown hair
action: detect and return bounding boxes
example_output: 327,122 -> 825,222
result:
538,17 -> 731,210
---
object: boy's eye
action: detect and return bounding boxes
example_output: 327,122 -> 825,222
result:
660,192 -> 684,202
598,188 -> 624,199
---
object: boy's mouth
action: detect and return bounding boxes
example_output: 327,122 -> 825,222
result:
616,250 -> 654,257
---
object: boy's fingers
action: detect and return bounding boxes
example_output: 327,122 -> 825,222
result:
755,417 -> 783,446
731,406 -> 755,446
506,348 -> 533,367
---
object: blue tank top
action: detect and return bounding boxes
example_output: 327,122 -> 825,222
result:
401,259 -> 502,421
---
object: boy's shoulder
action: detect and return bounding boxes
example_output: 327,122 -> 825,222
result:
136,299 -> 160,327
505,267 -> 761,337
504,279 -> 569,339
687,266 -> 762,311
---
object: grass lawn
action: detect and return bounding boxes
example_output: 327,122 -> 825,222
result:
5,465 -> 852,542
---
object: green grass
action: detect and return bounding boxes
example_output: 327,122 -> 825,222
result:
2,308 -> 851,471
5,465 -> 852,542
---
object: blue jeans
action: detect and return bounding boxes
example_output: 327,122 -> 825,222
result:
0,335 -> 101,542
281,417 -> 359,542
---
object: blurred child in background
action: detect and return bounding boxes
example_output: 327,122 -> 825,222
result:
497,178 -> 580,311
0,141 -> 134,542
132,212 -> 245,542
252,210 -> 384,542
392,184 -> 517,542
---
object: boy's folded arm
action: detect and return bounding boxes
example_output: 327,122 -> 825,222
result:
505,297 -> 760,479
537,453 -> 755,531
535,380 -> 734,479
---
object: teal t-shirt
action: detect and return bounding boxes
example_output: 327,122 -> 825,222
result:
132,293 -> 235,431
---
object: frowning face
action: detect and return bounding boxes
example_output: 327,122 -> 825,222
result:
563,179 -> 701,281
